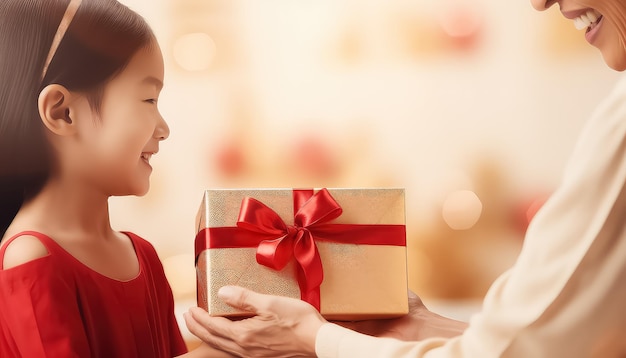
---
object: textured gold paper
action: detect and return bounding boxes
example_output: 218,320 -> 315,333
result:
196,188 -> 408,320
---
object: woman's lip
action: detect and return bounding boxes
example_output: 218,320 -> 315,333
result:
561,8 -> 593,20
561,9 -> 587,20
585,16 -> 604,44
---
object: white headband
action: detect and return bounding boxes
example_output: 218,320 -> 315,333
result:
41,0 -> 83,81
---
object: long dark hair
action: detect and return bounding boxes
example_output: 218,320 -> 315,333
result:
0,0 -> 155,238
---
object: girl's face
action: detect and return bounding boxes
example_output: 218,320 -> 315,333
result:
531,0 -> 626,71
71,42 -> 169,197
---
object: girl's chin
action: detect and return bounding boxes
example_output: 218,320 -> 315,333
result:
135,186 -> 150,197
123,183 -> 150,197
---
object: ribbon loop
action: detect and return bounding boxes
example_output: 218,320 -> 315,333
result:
237,197 -> 287,235
294,188 -> 343,227
255,234 -> 293,270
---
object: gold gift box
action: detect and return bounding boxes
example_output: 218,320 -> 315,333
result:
195,188 -> 409,320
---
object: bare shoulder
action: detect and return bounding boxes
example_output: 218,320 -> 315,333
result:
1,234 -> 49,269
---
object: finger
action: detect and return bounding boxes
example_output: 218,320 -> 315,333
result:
186,308 -> 236,340
407,289 -> 424,312
217,285 -> 267,313
184,310 -> 212,340
218,285 -> 311,316
184,311 -> 243,356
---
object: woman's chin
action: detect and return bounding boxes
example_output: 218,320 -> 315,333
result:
598,42 -> 626,72
600,47 -> 626,71
603,58 -> 626,71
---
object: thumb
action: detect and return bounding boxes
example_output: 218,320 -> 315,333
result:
218,285 -> 261,313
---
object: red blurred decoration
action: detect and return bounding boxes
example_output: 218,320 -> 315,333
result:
213,139 -> 246,178
438,6 -> 484,51
290,135 -> 339,179
512,193 -> 551,235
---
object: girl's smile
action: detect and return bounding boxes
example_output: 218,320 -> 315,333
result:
141,152 -> 154,167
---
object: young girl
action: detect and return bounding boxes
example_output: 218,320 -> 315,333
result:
0,1 -> 231,356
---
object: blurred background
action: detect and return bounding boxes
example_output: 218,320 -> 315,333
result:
110,0 -> 620,345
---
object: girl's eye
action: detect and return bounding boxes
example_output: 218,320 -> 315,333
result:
145,99 -> 157,104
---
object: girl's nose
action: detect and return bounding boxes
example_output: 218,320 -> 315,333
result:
155,114 -> 170,141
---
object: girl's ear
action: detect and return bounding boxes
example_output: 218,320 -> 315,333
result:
38,84 -> 77,136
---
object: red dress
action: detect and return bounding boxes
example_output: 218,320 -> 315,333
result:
0,231 -> 188,357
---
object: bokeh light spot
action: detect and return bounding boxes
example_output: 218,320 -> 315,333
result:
442,190 -> 483,230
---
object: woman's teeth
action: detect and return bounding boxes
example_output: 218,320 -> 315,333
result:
574,9 -> 602,31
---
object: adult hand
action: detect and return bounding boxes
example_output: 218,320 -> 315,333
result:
336,290 -> 467,341
178,342 -> 237,358
184,286 -> 327,358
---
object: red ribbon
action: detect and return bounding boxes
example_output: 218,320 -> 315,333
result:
195,188 -> 406,311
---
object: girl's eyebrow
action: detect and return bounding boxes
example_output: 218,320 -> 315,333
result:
142,76 -> 163,90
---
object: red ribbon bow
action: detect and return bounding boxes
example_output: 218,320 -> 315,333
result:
237,188 -> 340,309
195,188 -> 406,311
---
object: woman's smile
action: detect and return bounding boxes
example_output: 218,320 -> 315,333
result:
571,9 -> 602,30
584,13 -> 604,44
561,8 -> 604,44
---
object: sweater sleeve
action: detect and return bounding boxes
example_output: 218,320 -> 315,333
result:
316,77 -> 626,358
0,256 -> 91,357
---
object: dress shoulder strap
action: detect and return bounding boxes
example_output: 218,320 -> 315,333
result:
0,231 -> 59,267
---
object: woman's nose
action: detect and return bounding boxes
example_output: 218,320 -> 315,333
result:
531,0 -> 558,11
